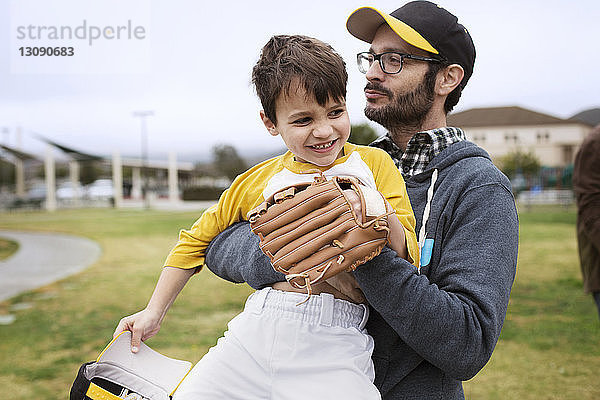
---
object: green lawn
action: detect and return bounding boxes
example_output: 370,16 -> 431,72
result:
463,205 -> 599,399
0,206 -> 598,399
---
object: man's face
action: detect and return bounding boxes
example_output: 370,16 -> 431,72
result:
263,81 -> 351,167
363,24 -> 436,130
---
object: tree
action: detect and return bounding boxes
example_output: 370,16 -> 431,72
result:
211,144 -> 248,181
497,150 -> 541,186
0,159 -> 15,187
349,123 -> 380,145
79,161 -> 103,185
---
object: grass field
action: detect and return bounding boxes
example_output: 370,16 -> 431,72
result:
0,206 -> 598,399
0,238 -> 18,261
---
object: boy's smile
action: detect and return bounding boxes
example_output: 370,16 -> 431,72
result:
261,80 -> 351,167
308,139 -> 338,151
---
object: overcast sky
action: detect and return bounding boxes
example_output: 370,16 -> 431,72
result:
1,0 -> 598,162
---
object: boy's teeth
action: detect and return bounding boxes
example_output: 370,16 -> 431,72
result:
313,141 -> 334,149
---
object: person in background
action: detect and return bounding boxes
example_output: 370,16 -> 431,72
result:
573,124 -> 600,319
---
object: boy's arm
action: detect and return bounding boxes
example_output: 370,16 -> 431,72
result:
204,221 -> 285,289
383,206 -> 408,259
165,157 -> 283,271
113,266 -> 195,352
367,148 -> 419,265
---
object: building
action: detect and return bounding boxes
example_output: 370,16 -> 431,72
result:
569,107 -> 600,126
447,106 -> 594,167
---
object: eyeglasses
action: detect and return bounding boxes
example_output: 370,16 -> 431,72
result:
357,51 -> 442,74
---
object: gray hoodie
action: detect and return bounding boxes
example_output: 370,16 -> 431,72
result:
205,140 -> 518,399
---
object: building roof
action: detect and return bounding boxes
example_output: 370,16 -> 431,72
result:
447,106 -> 591,128
569,108 -> 600,127
38,136 -> 105,161
0,144 -> 40,161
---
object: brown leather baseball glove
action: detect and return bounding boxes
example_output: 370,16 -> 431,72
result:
247,174 -> 393,300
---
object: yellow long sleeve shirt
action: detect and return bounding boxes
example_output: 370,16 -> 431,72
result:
164,143 -> 419,270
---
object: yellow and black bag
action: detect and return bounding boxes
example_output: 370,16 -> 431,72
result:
70,331 -> 192,400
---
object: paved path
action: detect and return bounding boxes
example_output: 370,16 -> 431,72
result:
0,230 -> 102,302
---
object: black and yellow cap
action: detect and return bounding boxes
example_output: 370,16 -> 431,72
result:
347,1 -> 476,88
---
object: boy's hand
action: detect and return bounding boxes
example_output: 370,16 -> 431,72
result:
113,308 -> 162,353
344,189 -> 408,260
342,189 -> 364,222
326,272 -> 366,304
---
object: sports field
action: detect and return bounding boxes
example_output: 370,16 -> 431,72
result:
0,206 -> 598,399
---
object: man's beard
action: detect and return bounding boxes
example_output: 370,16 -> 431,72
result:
364,73 -> 435,131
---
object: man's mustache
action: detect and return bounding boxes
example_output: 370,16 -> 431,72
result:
364,83 -> 393,97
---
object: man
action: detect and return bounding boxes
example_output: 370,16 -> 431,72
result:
205,2 -> 518,398
573,124 -> 600,319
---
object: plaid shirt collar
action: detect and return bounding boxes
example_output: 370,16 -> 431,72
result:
370,127 -> 466,177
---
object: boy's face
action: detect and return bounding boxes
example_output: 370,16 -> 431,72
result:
261,82 -> 350,167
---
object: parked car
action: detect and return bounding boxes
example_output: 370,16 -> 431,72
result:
8,183 -> 46,209
56,182 -> 84,200
86,179 -> 114,200
26,183 -> 46,203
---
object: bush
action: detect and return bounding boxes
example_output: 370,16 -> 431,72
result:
182,186 -> 225,201
497,150 -> 541,179
349,123 -> 380,145
212,144 -> 247,181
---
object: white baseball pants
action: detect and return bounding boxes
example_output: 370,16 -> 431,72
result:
174,287 -> 381,400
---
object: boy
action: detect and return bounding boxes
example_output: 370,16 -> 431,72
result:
114,35 -> 418,399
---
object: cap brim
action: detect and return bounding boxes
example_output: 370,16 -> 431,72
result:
346,7 -> 439,55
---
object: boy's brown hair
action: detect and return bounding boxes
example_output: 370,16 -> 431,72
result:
252,35 -> 348,125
